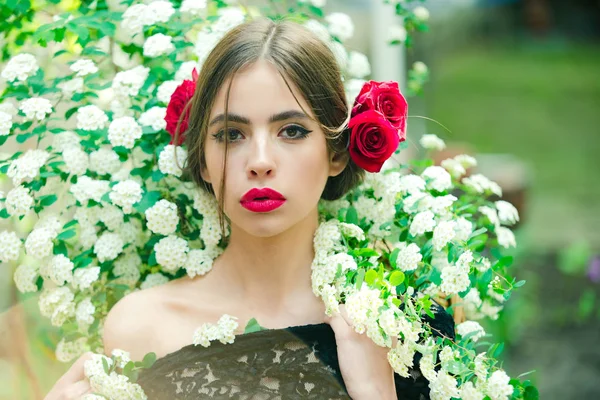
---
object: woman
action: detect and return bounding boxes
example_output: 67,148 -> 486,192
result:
45,17 -> 454,400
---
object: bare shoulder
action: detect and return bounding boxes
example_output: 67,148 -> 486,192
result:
103,283 -> 171,361
103,275 -> 218,361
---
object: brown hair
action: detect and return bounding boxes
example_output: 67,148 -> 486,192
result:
175,17 -> 364,221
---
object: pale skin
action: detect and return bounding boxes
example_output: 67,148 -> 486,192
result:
44,60 -> 398,400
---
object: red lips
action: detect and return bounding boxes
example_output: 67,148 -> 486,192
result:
240,188 -> 286,213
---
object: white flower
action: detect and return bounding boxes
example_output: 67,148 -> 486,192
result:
216,314 -> 238,345
109,180 -> 143,214
422,166 -> 452,192
146,0 -> 176,24
143,33 -> 175,58
108,116 -> 142,149
429,194 -> 457,216
76,105 -> 108,130
387,341 -> 415,378
1,53 -> 39,82
63,146 -> 89,175
14,264 -> 38,293
5,185 -> 34,216
0,111 -> 13,135
440,265 -> 470,295
463,174 -> 502,197
76,297 -> 95,326
409,210 -> 436,237
70,176 -> 110,203
420,134 -> 446,151
89,148 -> 121,175
83,353 -> 113,378
52,130 -> 80,152
145,199 -> 179,235
441,158 -> 466,178
19,97 -> 53,121
429,369 -> 460,400
185,247 -> 221,278
176,61 -> 199,81
38,286 -> 75,327
432,220 -> 456,251
329,41 -> 348,70
455,154 -> 477,168
339,222 -> 365,240
59,77 -> 85,96
325,12 -> 354,41
304,19 -> 330,42
56,338 -> 88,363
70,59 -> 98,77
0,230 -> 22,262
456,320 -> 486,342
139,106 -> 167,131
479,205 -> 500,227
180,0 -> 207,15
395,243 -> 422,271
140,272 -> 168,290
157,81 -> 180,104
154,235 -> 189,272
93,232 -> 124,262
7,149 -> 49,185
345,286 -> 383,334
495,200 -> 519,225
193,322 -> 221,347
496,226 -> 516,249
213,7 -> 246,34
25,228 -> 54,259
347,51 -> 370,79
327,252 -> 357,272
459,382 -> 485,400
486,370 -> 513,400
419,353 -> 438,382
398,174 -> 426,195
457,249 -> 474,269
73,267 -> 101,291
112,65 -> 150,98
45,254 -> 74,286
413,61 -> 428,74
158,144 -> 187,176
194,29 -> 221,64
387,24 -> 407,43
413,6 -> 430,22
309,0 -> 327,7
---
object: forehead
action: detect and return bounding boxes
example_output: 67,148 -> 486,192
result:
209,60 -> 314,121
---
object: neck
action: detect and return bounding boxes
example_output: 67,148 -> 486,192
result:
213,207 -> 320,312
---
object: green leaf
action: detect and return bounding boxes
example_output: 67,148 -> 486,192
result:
53,241 -> 68,256
39,194 -> 57,207
57,229 -> 76,240
346,206 -> 358,225
356,268 -> 365,290
102,357 -> 110,374
524,385 -> 540,400
141,352 -> 157,369
0,209 -> 10,219
364,269 -> 378,285
389,270 -> 405,286
135,190 -> 161,213
151,169 -> 165,182
513,280 -> 526,288
244,317 -> 266,334
122,361 -> 135,378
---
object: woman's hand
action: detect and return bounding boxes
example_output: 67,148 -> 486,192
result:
324,305 -> 398,400
44,352 -> 94,400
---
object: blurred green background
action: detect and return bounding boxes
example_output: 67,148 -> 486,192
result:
1,0 -> 599,399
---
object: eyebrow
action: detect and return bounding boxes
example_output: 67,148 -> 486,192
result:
208,110 -> 310,127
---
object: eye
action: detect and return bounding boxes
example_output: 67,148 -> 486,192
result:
279,125 -> 312,140
212,128 -> 244,142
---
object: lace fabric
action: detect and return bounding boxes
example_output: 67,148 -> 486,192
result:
137,303 -> 455,400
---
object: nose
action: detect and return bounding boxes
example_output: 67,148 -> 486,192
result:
246,133 -> 276,179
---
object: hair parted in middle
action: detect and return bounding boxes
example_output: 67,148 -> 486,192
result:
175,16 -> 365,221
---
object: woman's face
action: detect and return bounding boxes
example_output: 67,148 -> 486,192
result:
202,60 -> 346,238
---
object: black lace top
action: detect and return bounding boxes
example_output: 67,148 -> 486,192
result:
137,303 -> 455,399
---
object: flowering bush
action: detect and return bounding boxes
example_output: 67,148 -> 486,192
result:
0,0 -> 537,399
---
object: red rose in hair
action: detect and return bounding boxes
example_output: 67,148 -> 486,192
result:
164,68 -> 199,146
352,80 -> 408,136
348,110 -> 400,173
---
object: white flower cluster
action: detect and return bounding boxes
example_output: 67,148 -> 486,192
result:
70,176 -> 110,203
109,180 -> 143,214
76,105 -> 109,131
56,337 -> 89,363
145,199 -> 179,236
139,106 -> 167,131
112,66 -> 150,98
0,111 -> 12,135
420,134 -> 446,151
108,116 -> 142,149
19,97 -> 53,121
121,1 -> 175,35
70,59 -> 98,76
143,33 -> 175,58
83,353 -> 147,400
39,286 -> 75,327
4,185 -> 34,217
158,144 -> 187,177
192,314 -> 238,347
7,149 -> 50,185
325,12 -> 354,41
180,0 -> 207,16
1,53 -> 39,82
153,234 -> 189,272
0,230 -> 22,262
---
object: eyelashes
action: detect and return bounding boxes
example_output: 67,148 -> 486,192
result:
211,125 -> 312,143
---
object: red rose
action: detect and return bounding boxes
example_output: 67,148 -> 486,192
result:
352,80 -> 408,137
164,68 -> 198,146
348,110 -> 400,173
